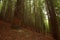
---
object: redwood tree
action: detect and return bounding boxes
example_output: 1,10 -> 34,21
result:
45,0 -> 59,40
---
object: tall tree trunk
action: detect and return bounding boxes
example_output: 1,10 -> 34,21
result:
0,0 -> 7,19
34,0 -> 45,33
14,0 -> 24,24
14,0 -> 24,19
45,0 -> 59,40
5,0 -> 13,22
11,0 -> 24,29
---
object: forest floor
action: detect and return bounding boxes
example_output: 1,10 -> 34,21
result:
0,20 -> 55,40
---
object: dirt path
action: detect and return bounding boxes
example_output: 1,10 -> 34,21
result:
0,29 -> 55,40
0,20 -> 55,40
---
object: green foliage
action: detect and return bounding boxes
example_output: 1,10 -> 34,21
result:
0,0 -> 3,12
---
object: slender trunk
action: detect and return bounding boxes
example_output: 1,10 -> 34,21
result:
0,0 -> 7,19
34,0 -> 45,33
5,0 -> 13,22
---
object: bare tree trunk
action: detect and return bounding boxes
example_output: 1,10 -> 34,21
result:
45,0 -> 59,40
11,0 -> 24,29
14,0 -> 24,19
34,0 -> 45,33
0,0 -> 7,19
5,0 -> 13,22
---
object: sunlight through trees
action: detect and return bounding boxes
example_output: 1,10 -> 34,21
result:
0,0 -> 60,40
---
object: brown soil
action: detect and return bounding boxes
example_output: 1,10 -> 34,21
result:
0,20 -> 55,40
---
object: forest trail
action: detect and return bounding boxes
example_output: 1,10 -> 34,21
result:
0,19 -> 55,40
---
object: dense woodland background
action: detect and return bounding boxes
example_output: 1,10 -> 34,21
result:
0,0 -> 60,40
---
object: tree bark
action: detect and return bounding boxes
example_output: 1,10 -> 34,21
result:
11,0 -> 24,29
0,0 -> 7,19
45,0 -> 59,40
5,0 -> 13,22
14,0 -> 24,19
